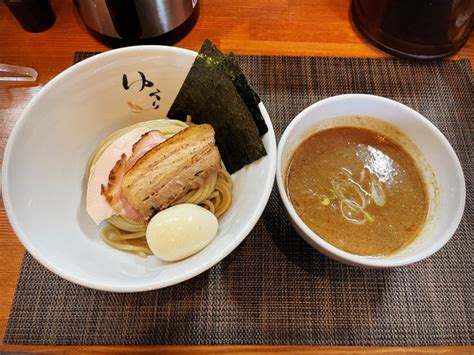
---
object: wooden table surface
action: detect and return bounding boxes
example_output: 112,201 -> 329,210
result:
0,0 -> 472,353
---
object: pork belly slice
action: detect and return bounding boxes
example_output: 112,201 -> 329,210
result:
101,130 -> 166,221
122,124 -> 221,219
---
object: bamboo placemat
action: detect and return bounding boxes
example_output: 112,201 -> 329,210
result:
4,53 -> 473,345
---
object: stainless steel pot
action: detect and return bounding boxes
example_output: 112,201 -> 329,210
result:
75,0 -> 199,47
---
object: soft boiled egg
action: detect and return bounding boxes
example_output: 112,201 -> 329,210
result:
146,204 -> 218,262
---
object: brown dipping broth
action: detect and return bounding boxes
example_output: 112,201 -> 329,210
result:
286,126 -> 428,256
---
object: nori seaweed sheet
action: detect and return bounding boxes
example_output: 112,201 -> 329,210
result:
167,40 -> 226,121
169,39 -> 267,136
221,53 -> 267,136
167,39 -> 267,174
196,80 -> 266,174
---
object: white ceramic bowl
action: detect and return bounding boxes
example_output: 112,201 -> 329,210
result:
2,46 -> 276,292
277,94 -> 465,268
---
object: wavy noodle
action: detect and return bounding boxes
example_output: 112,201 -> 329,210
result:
87,118 -> 233,257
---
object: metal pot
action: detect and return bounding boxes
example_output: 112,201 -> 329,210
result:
75,0 -> 199,47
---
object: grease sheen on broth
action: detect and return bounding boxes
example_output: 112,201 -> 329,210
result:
286,125 -> 428,256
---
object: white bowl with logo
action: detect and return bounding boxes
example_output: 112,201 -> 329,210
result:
2,46 -> 276,291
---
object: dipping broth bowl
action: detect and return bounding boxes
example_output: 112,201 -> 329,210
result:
276,94 -> 465,268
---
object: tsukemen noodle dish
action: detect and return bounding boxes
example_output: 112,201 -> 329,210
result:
85,40 -> 268,261
286,120 -> 429,256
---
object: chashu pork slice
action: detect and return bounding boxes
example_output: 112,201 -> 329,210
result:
122,124 -> 221,219
100,130 -> 166,222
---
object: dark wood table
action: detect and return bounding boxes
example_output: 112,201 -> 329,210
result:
0,0 -> 472,353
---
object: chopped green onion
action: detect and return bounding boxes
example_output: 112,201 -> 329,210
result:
363,211 -> 375,223
331,168 -> 383,225
370,174 -> 386,206
320,197 -> 330,206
